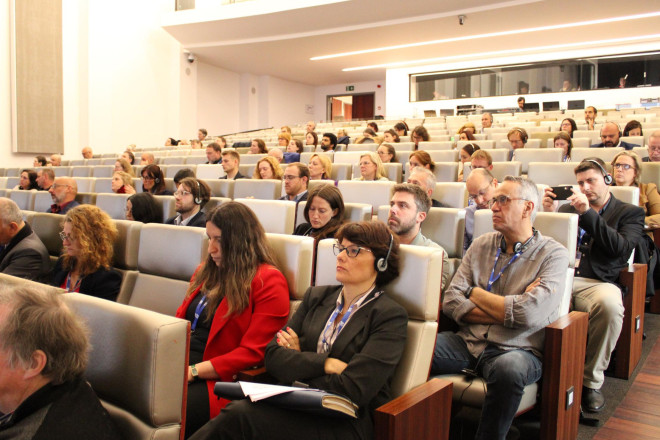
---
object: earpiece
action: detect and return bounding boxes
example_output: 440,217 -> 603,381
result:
585,159 -> 613,185
376,234 -> 394,272
500,228 -> 537,253
514,128 -> 528,144
154,177 -> 160,184
194,179 -> 202,205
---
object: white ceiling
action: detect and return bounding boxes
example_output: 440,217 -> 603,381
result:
161,0 -> 660,86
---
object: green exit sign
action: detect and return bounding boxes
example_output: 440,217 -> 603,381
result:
346,85 -> 354,91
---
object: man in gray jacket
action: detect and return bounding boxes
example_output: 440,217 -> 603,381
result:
0,199 -> 50,281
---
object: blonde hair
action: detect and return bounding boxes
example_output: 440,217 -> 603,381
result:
113,171 -> 135,189
115,158 -> 135,177
253,156 -> 283,180
62,205 -> 117,276
309,154 -> 332,179
611,151 -> 642,186
457,122 -> 476,134
359,152 -> 387,180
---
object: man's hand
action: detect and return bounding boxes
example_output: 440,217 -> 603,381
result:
542,187 -> 558,212
568,188 -> 590,215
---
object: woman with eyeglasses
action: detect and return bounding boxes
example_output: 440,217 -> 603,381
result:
176,202 -> 289,438
560,118 -> 577,138
189,221 -> 406,440
410,125 -> 430,150
611,151 -> 660,230
353,152 -> 388,181
140,164 -> 172,196
51,205 -> 121,301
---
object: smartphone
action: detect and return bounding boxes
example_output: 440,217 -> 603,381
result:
550,185 -> 573,201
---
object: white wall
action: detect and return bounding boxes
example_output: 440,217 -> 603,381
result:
196,62 -> 240,136
0,0 -> 14,165
267,76 -> 314,130
314,80 -> 386,123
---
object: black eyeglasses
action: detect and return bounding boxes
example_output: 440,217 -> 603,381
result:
488,195 -> 529,209
332,244 -> 372,258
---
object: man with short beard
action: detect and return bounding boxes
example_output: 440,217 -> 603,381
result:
165,178 -> 210,228
590,122 -> 638,150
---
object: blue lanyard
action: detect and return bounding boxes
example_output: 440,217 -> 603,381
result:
321,291 -> 380,352
191,295 -> 208,332
486,248 -> 521,292
66,273 -> 82,292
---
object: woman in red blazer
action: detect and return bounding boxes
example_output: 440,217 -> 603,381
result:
176,202 -> 290,438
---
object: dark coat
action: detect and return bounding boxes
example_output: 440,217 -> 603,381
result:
51,258 -> 121,301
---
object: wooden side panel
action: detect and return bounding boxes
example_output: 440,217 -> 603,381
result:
615,264 -> 647,379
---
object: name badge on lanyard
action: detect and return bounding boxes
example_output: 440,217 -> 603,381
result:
486,248 -> 521,292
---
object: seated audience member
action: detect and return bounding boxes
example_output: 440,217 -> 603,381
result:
457,122 -> 476,136
191,139 -> 202,149
280,163 -> 309,202
542,158 -> 645,412
51,205 -> 122,301
585,106 -> 598,130
336,128 -> 350,145
33,156 -> 48,167
81,146 -> 93,159
591,122 -> 638,150
459,131 -> 476,141
367,121 -> 379,133
166,178 -> 211,228
560,79 -> 574,91
111,171 -> 136,194
507,127 -> 528,160
464,169 -> 498,254
480,113 -> 493,133
281,125 -> 292,134
217,137 -> 227,148
394,121 -> 409,137
382,129 -> 400,143
306,120 -> 316,133
166,137 -> 180,147
121,150 -> 135,165
0,284 -> 122,439
36,168 -> 55,191
268,147 -> 284,163
47,177 -> 80,214
388,183 -> 449,289
408,150 -> 436,174
471,149 -> 494,171
308,153 -> 332,180
125,144 -> 136,152
198,128 -> 208,142
411,125 -> 430,150
177,203 -> 289,438
305,131 -> 318,148
140,152 -> 155,165
554,132 -> 573,162
140,164 -> 172,195
408,167 -> 444,208
623,120 -> 643,137
293,185 -> 345,244
253,157 -> 283,180
219,150 -> 246,180
180,139 -> 190,146
126,192 -> 162,223
15,169 -> 39,190
278,133 -> 291,148
516,96 -> 525,112
354,152 -> 388,181
190,221 -> 406,440
320,133 -> 338,151
433,176 -> 569,440
250,139 -> 268,154
206,142 -> 223,164
377,143 -> 396,164
611,151 -> 660,229
458,143 -> 480,182
643,130 -> 660,162
114,158 -> 135,176
560,118 -> 578,138
284,140 -> 303,164
355,128 -> 377,144
0,199 -> 49,281
174,168 -> 196,186
49,153 -> 62,166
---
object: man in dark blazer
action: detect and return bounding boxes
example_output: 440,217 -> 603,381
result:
590,122 -> 638,151
218,150 -> 247,180
165,177 -> 210,227
279,163 -> 309,202
642,131 -> 660,162
0,199 -> 50,281
542,158 -> 645,413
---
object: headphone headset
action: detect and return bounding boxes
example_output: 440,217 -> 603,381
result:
193,179 -> 203,205
376,234 -> 394,272
500,228 -> 538,254
512,128 -> 528,144
584,159 -> 613,185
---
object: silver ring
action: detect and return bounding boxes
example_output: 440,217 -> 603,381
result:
287,343 -> 291,347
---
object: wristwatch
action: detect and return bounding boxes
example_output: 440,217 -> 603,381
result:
464,286 -> 474,299
191,364 -> 199,381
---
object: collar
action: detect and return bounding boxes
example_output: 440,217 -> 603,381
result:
1,380 -> 78,429
288,190 -> 308,202
50,199 -> 75,214
176,208 -> 201,226
591,192 -> 613,215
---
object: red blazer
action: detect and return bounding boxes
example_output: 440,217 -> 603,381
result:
175,263 -> 290,418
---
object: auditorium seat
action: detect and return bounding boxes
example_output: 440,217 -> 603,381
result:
204,179 -> 234,198
33,191 -> 54,212
94,178 -> 114,193
29,212 -> 63,263
5,168 -> 19,177
234,179 -> 283,200
300,151 -> 334,163
528,162 -> 577,186
112,219 -> 142,304
240,154 -> 268,164
73,177 -> 95,193
428,150 -> 458,163
621,136 -> 644,147
65,293 -> 189,440
196,164 -> 226,180
161,156 -> 187,165
433,182 -> 467,208
632,146 -> 648,160
74,192 -> 97,206
571,147 -> 623,163
202,197 -> 231,214
185,156 -> 209,165
71,166 -> 93,178
96,193 -> 130,220
164,164 -> 196,179
334,151 -> 370,165
92,166 -> 115,178
346,143 -> 377,152
457,140 -> 495,149
513,148 -> 563,173
481,149 -> 508,162
433,162 -> 459,182
154,195 -> 177,222
53,166 -> 72,177
307,179 -> 335,193
418,141 -> 454,150
9,189 -> 36,211
238,164 -> 256,177
234,198 -> 296,234
337,180 -> 396,213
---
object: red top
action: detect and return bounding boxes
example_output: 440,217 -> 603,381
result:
176,263 -> 290,418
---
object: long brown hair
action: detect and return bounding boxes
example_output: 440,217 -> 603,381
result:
62,205 -> 117,276
185,202 -> 280,318
304,185 -> 345,243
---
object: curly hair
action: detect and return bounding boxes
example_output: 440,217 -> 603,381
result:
61,205 -> 117,276
309,154 -> 333,179
253,156 -> 284,180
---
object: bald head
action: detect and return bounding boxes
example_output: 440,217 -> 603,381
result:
81,147 -> 93,159
49,177 -> 77,206
140,152 -> 155,165
50,154 -> 62,166
466,168 -> 497,209
599,122 -> 621,148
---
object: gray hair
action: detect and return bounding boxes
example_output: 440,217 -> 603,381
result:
0,199 -> 23,226
649,130 -> 660,143
408,167 -> 437,190
503,175 -> 539,221
0,284 -> 89,384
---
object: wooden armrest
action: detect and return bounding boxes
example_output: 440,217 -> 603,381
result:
374,378 -> 452,440
236,366 -> 277,384
615,263 -> 647,379
541,311 -> 588,440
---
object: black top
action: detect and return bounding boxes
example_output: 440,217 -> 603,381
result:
51,258 -> 122,301
186,293 -> 214,364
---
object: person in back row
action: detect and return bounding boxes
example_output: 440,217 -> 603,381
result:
141,164 -> 173,195
464,168 -> 498,254
206,142 -> 222,165
47,177 -> 80,214
407,167 -> 443,208
166,178 -> 211,228
590,122 -> 638,150
36,168 -> 55,191
280,163 -> 309,202
219,150 -> 246,180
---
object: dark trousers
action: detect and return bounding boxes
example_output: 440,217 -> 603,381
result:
186,381 -> 211,438
431,332 -> 542,440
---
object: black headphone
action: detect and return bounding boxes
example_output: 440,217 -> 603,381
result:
500,228 -> 538,253
154,176 -> 160,184
376,234 -> 394,272
584,159 -> 613,185
193,179 -> 202,205
512,128 -> 528,144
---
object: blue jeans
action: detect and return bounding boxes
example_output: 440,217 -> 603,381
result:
432,332 -> 542,440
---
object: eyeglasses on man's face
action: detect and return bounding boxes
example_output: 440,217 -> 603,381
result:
487,195 -> 529,209
174,190 -> 192,198
332,244 -> 373,258
283,174 -> 300,181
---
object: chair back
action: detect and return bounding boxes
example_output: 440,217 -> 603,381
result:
96,193 -> 131,220
234,179 -> 282,200
234,198 -> 296,234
